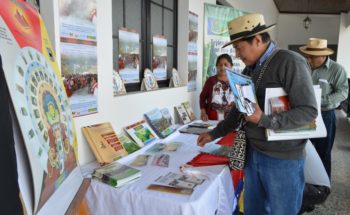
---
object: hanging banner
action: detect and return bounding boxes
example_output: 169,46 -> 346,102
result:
59,0 -> 98,117
188,11 -> 198,92
203,3 -> 246,85
0,0 -> 82,214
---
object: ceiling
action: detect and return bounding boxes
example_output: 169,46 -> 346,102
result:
273,0 -> 350,14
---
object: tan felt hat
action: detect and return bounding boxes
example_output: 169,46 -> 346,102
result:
222,13 -> 276,48
299,38 -> 334,56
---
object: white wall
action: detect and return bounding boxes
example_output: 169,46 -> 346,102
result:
223,0 -> 279,41
40,0 -> 204,165
188,0 -> 216,123
337,12 -> 350,78
277,14 -> 340,49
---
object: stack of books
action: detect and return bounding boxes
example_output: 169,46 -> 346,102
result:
264,86 -> 326,141
92,162 -> 141,188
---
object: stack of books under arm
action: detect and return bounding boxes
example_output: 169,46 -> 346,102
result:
264,86 -> 326,141
92,162 -> 142,188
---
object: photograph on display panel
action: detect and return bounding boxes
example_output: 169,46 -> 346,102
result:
59,0 -> 98,117
118,28 -> 140,84
152,35 -> 167,81
0,0 -> 82,213
188,11 -> 198,91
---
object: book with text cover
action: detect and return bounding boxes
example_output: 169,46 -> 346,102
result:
117,132 -> 141,154
226,68 -> 256,115
182,101 -> 196,121
155,172 -> 205,189
82,122 -> 128,165
92,162 -> 141,188
124,120 -> 158,147
265,86 -> 326,141
144,108 -> 176,138
269,95 -> 316,133
175,105 -> 191,124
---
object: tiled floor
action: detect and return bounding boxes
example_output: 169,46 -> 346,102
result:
308,110 -> 350,214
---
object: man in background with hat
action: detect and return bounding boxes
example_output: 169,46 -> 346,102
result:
198,13 -> 318,214
300,38 -> 348,179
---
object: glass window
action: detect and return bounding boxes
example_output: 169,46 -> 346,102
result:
164,0 -> 174,9
111,0 -> 178,91
151,4 -> 162,36
164,9 -> 174,46
125,0 -> 142,33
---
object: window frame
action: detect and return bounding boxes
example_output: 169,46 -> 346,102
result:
112,0 -> 178,92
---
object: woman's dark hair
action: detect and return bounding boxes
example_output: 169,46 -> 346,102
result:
216,53 -> 233,66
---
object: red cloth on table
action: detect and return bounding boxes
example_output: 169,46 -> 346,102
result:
187,132 -> 244,189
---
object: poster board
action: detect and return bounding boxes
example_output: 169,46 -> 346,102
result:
188,11 -> 198,91
0,1 -> 83,214
203,4 -> 246,85
152,35 -> 167,81
58,0 -> 98,117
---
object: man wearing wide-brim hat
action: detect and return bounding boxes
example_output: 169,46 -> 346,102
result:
300,38 -> 348,180
198,13 -> 318,214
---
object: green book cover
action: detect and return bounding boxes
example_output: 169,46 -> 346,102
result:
118,132 -> 141,154
94,162 -> 141,187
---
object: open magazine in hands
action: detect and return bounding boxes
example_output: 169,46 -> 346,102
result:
225,68 -> 257,115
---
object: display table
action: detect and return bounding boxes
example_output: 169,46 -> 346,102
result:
82,130 -> 236,215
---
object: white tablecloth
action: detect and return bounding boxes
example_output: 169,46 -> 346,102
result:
83,130 -> 236,215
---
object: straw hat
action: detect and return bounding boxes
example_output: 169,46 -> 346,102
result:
299,38 -> 334,56
222,13 -> 276,48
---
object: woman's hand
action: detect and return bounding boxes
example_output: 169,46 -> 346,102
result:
201,113 -> 209,121
200,109 -> 209,121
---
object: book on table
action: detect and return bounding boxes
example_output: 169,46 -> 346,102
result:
188,120 -> 215,129
147,172 -> 206,195
199,143 -> 232,157
92,162 -> 141,188
225,68 -> 257,115
146,142 -> 181,153
175,105 -> 191,124
151,154 -> 170,167
117,131 -> 141,154
181,101 -> 196,121
146,184 -> 193,195
82,122 -> 128,165
124,120 -> 158,147
264,86 -> 326,141
160,107 -> 175,126
144,108 -> 176,138
178,126 -> 213,135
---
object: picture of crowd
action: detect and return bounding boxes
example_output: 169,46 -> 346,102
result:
63,74 -> 98,97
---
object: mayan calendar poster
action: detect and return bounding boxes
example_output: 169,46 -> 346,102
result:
0,0 -> 83,213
